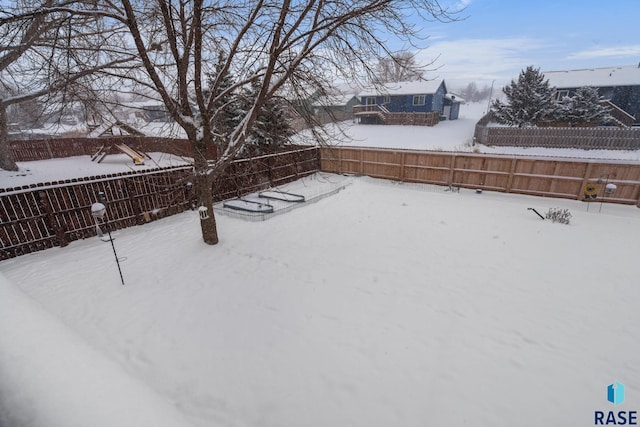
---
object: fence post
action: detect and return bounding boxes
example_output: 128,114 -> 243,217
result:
38,191 -> 68,247
505,157 -> 518,192
447,153 -> 455,186
125,179 -> 144,224
45,140 -> 54,159
548,162 -> 563,194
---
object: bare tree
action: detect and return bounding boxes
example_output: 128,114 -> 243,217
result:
3,1 -> 457,243
458,81 -> 492,102
374,51 -> 429,83
85,0 -> 457,245
0,1 -> 136,170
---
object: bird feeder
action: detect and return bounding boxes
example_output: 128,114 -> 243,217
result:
605,183 -> 617,194
91,202 -> 106,220
198,206 -> 210,220
90,199 -> 125,285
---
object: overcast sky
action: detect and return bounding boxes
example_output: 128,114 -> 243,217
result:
407,0 -> 640,89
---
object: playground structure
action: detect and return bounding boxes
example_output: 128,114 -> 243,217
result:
91,142 -> 150,165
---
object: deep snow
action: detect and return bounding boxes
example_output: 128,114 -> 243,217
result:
1,173 -> 639,427
2,104 -> 640,426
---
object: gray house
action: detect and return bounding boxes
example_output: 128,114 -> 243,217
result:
311,93 -> 360,123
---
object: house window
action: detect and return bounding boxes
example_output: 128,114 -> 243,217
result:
556,90 -> 569,100
413,95 -> 426,106
366,97 -> 377,105
383,95 -> 391,104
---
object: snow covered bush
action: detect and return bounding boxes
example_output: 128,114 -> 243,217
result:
545,208 -> 572,224
553,86 -> 613,127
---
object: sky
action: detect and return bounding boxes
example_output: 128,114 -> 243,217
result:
406,0 -> 640,88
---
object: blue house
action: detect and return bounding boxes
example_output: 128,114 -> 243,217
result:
354,79 -> 462,125
544,65 -> 640,126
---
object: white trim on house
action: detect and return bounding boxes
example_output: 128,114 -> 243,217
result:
359,79 -> 444,97
444,93 -> 464,103
412,95 -> 426,106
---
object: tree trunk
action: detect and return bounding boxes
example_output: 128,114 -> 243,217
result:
0,103 -> 19,171
193,137 -> 219,245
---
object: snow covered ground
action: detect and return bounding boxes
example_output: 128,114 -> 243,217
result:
295,102 -> 640,162
4,102 -> 639,190
1,172 -> 639,426
2,104 -> 640,426
0,152 -> 191,188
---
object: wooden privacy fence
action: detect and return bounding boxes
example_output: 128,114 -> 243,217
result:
384,112 -> 440,126
9,136 -> 217,161
320,146 -> 640,206
475,121 -> 640,150
354,105 -> 440,126
0,146 -> 319,260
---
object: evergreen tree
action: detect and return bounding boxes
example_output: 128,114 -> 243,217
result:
207,52 -> 243,156
491,66 -> 555,127
239,80 -> 294,155
558,86 -> 613,127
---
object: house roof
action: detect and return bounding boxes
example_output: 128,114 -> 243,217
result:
445,93 -> 465,103
311,94 -> 358,108
359,79 -> 444,97
544,64 -> 640,89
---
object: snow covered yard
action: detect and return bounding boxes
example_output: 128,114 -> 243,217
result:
0,151 -> 191,188
295,102 -> 640,162
1,173 -> 639,427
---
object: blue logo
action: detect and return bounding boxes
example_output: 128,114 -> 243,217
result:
609,382 -> 626,406
595,382 -> 637,425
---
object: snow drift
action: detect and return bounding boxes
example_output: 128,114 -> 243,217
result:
0,272 -> 194,427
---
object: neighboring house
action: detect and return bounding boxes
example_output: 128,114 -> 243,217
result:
354,79 -> 462,124
280,83 -> 360,129
311,93 -> 360,124
120,101 -> 173,123
544,64 -> 640,125
312,94 -> 360,116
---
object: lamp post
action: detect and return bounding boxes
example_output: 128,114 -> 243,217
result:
91,192 -> 125,286
486,80 -> 495,115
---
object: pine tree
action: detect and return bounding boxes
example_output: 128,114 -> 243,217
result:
559,86 -> 613,127
239,80 -> 294,155
207,52 -> 242,156
491,66 -> 555,127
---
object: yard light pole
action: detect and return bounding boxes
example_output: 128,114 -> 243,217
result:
91,192 -> 125,286
486,80 -> 495,114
